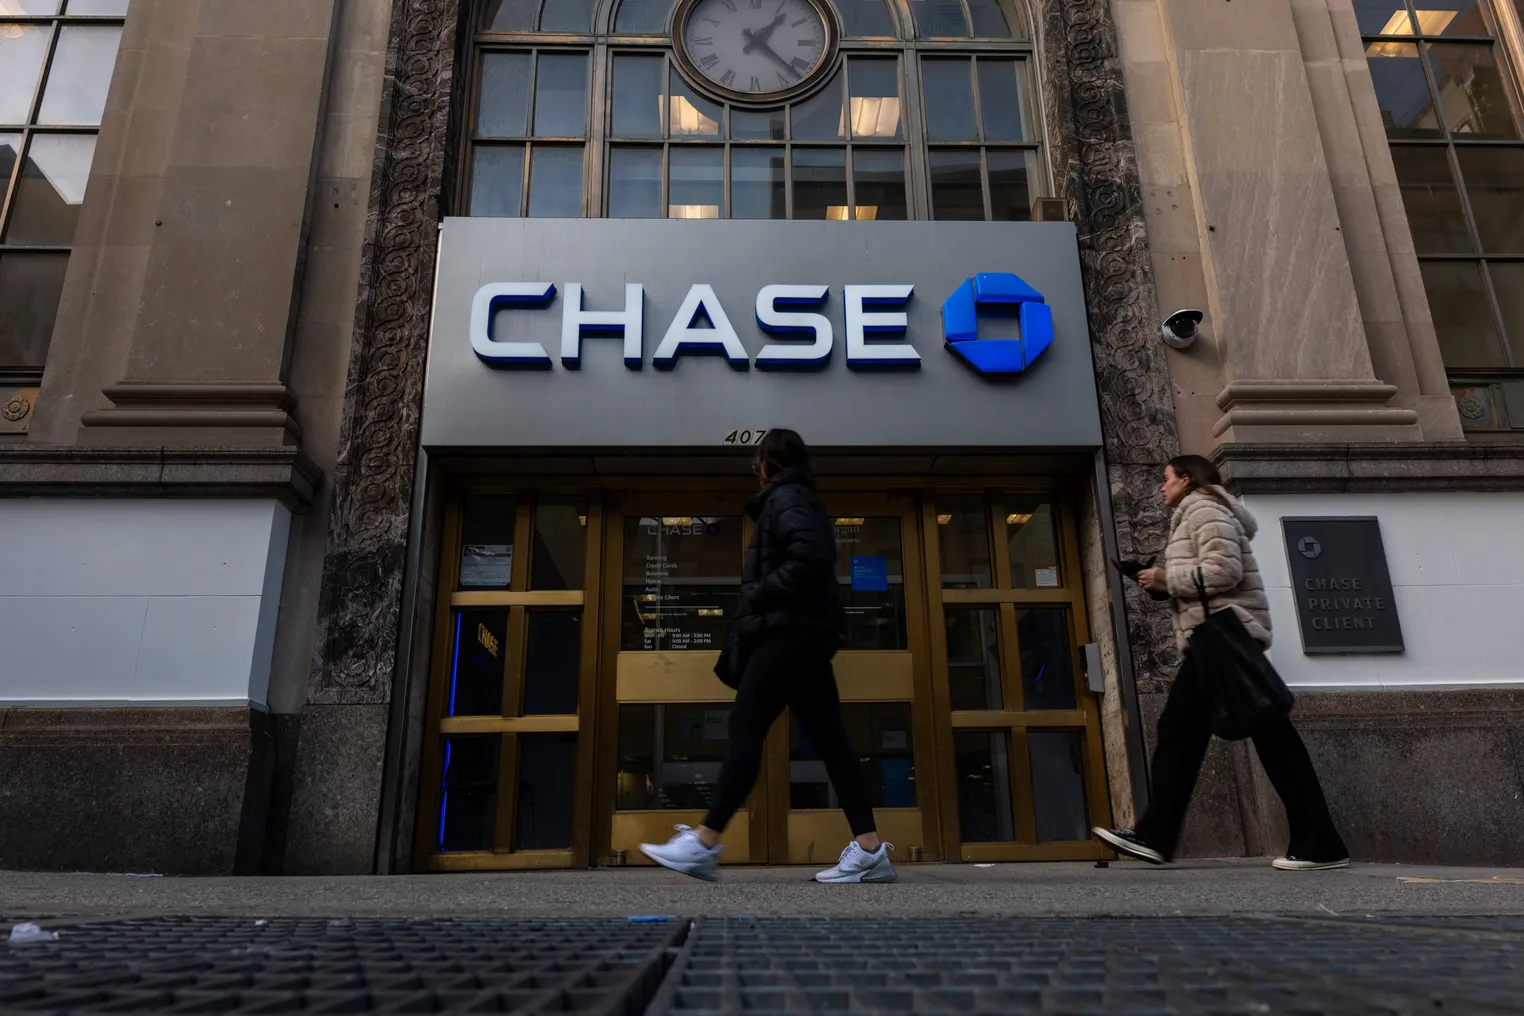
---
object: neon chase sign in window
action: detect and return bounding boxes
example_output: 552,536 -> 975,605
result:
469,273 -> 1053,375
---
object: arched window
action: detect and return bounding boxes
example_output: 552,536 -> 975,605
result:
461,0 -> 1044,220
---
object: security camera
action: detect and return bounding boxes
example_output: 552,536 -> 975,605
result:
1160,309 -> 1204,349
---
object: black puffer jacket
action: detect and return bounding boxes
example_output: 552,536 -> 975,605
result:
731,464 -> 843,648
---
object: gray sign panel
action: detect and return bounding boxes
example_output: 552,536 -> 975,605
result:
420,218 -> 1103,450
1281,517 -> 1404,654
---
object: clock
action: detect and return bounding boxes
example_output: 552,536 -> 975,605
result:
671,0 -> 841,106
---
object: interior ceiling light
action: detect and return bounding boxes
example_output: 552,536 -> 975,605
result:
1367,9 -> 1457,54
842,97 -> 902,138
669,204 -> 719,219
937,514 -> 953,525
666,95 -> 718,136
834,517 -> 867,526
1007,513 -> 1033,525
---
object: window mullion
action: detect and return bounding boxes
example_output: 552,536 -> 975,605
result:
24,19 -> 61,129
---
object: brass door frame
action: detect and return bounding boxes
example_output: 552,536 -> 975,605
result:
595,492 -> 766,864
415,489 -> 604,872
922,484 -> 1113,862
415,474 -> 1114,871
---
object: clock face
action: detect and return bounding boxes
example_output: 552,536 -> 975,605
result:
677,0 -> 834,101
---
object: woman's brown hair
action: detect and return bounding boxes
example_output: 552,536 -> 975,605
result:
1166,454 -> 1222,491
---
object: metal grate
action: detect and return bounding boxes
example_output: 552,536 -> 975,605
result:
5,914 -> 1524,1013
647,915 -> 1524,1015
0,916 -> 686,1014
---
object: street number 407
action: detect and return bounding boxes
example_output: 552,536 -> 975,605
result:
723,429 -> 768,446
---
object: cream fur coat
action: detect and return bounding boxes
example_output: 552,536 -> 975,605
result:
1163,486 -> 1272,649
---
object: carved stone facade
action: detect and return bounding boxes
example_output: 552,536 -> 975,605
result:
309,0 -> 468,707
1036,0 -> 1181,693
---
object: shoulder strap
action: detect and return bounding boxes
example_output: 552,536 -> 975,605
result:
1193,566 -> 1211,611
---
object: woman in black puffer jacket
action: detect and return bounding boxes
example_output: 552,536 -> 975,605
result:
640,429 -> 894,884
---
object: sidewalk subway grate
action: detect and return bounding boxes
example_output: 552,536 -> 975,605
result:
0,916 -> 685,1014
3,914 -> 1524,1013
647,915 -> 1524,1015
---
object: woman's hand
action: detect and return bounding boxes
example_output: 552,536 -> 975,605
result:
1136,567 -> 1168,592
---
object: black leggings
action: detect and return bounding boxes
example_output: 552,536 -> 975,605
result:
1136,650 -> 1347,861
703,630 -> 877,837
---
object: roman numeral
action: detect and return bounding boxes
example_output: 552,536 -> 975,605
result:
750,75 -> 761,91
790,56 -> 810,71
701,53 -> 720,69
691,36 -> 713,45
719,0 -> 736,11
750,0 -> 763,8
721,69 -> 736,86
777,71 -> 790,86
792,16 -> 809,26
797,37 -> 813,46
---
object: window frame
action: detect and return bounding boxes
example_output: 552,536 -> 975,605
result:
459,0 -> 1048,222
1365,0 -> 1524,388
0,2 -> 129,379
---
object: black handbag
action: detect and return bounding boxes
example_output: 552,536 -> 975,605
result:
1188,568 -> 1294,740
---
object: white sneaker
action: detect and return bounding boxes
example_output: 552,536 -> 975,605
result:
1272,855 -> 1350,871
814,841 -> 897,883
638,825 -> 722,881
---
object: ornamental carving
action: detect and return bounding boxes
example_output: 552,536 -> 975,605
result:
1034,0 -> 1181,689
310,0 -> 467,704
2,393 -> 31,423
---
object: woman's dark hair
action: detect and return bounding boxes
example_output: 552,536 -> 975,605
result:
1166,454 -> 1222,490
754,428 -> 810,479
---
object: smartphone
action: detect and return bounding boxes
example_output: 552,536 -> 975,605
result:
1110,556 -> 1153,579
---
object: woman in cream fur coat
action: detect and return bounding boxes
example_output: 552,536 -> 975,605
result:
1094,455 -> 1349,871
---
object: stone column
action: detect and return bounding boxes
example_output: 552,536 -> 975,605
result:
64,0 -> 342,448
1160,0 -> 1423,443
1293,0 -> 1462,440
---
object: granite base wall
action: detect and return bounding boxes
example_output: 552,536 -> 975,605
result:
282,703 -> 389,875
0,708 -> 272,875
1144,688 -> 1524,865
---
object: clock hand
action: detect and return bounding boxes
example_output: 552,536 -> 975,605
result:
743,34 -> 800,79
749,12 -> 786,45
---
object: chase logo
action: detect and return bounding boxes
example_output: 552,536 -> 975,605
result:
941,272 -> 1054,375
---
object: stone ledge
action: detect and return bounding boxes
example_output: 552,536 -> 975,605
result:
0,446 -> 320,510
1213,441 -> 1524,492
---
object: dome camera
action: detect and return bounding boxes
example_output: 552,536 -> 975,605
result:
1160,309 -> 1204,349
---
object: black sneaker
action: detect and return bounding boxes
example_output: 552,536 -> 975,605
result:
1093,827 -> 1166,864
1272,856 -> 1350,871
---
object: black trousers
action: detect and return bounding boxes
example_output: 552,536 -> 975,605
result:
1135,650 -> 1348,861
703,630 -> 876,837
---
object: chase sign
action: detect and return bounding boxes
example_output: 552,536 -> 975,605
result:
472,272 -> 1055,375
422,218 -> 1103,450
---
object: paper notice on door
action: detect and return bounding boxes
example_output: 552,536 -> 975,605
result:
460,544 -> 513,586
1034,566 -> 1060,588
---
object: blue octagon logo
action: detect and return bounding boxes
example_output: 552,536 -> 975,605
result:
941,272 -> 1054,374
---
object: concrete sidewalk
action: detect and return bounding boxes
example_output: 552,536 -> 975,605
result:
4,859 -> 1523,922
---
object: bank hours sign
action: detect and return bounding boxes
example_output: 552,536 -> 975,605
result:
1281,517 -> 1404,654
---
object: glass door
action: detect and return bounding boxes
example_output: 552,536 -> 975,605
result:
416,491 -> 601,871
925,490 -> 1112,861
772,494 -> 941,864
598,495 -> 765,865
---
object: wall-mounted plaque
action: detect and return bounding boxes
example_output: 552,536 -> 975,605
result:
1281,517 -> 1404,654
